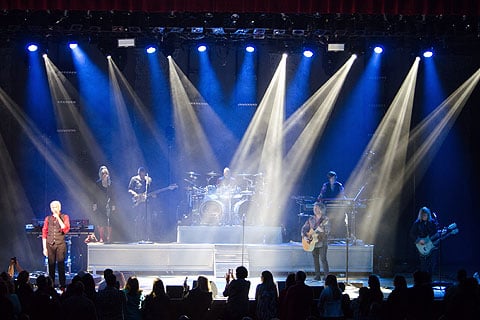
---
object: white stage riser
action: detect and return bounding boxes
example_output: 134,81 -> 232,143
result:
177,226 -> 283,244
87,243 -> 373,275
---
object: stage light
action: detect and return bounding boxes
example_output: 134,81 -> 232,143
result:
197,45 -> 207,52
146,46 -> 157,54
374,46 -> 383,54
423,50 -> 433,58
68,42 -> 78,50
303,50 -> 313,58
42,54 -> 47,59
246,45 -> 255,53
27,44 -> 38,52
106,55 -> 112,59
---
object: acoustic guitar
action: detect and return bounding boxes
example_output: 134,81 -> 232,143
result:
302,228 -> 326,252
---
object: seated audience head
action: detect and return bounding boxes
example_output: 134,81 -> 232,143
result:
236,266 -> 248,279
152,278 -> 166,297
36,275 -> 48,291
393,275 -> 407,290
68,281 -> 85,296
196,276 -> 210,292
368,274 -> 381,290
125,276 -> 140,294
358,287 -> 370,301
325,274 -> 338,288
285,273 -> 296,288
17,270 -> 30,284
413,270 -> 431,286
295,270 -> 307,283
105,274 -> 117,288
103,268 -> 113,278
261,270 -> 274,284
113,271 -> 126,289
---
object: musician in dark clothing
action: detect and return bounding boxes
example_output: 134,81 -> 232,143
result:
317,171 -> 345,201
301,202 -> 330,281
42,200 -> 70,288
223,266 -> 251,320
128,167 -> 152,241
93,165 -> 115,243
410,207 -> 438,275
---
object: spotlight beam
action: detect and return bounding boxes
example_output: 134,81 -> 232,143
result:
346,58 -> 420,243
107,58 -> 146,169
283,55 -> 357,192
398,67 -> 480,199
107,57 -> 170,157
0,86 -> 96,215
168,57 -> 222,171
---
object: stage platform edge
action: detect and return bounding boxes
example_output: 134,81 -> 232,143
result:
87,242 -> 373,276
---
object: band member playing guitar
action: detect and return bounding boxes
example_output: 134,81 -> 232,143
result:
301,202 -> 330,281
410,207 -> 438,275
128,167 -> 152,241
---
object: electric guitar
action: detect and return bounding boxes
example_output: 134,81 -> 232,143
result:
302,228 -> 326,252
416,222 -> 459,256
132,184 -> 178,206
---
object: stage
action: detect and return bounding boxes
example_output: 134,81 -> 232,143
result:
87,225 -> 374,276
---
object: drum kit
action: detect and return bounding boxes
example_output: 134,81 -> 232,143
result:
183,171 -> 264,226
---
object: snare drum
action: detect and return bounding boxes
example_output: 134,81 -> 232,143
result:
199,199 -> 224,225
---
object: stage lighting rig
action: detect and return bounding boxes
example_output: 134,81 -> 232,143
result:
253,28 -> 266,39
117,38 -> 135,48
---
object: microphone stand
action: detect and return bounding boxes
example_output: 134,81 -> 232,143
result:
241,212 -> 246,266
345,211 -> 350,284
140,175 -> 153,244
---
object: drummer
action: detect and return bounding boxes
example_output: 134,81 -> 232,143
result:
216,167 -> 237,192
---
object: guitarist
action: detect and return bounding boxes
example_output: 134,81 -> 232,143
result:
409,207 -> 438,275
301,202 -> 330,281
128,167 -> 153,241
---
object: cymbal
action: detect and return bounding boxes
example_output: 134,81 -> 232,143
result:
291,195 -> 316,201
236,173 -> 253,177
206,171 -> 220,177
185,171 -> 200,176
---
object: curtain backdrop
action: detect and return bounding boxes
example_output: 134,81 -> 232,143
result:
0,0 -> 479,15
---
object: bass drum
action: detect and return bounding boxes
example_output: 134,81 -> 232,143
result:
234,200 -> 259,225
199,199 -> 224,225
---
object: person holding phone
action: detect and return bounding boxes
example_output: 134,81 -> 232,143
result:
223,266 -> 251,320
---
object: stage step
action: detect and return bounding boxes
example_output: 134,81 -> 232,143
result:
214,245 -> 249,277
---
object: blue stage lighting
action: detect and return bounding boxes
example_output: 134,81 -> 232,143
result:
197,45 -> 207,52
374,46 -> 383,54
146,46 -> 157,54
303,50 -> 313,58
68,42 -> 78,49
423,50 -> 433,58
27,44 -> 38,52
245,45 -> 255,53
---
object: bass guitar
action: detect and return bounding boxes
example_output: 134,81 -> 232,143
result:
416,222 -> 459,256
302,228 -> 327,252
132,184 -> 178,206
